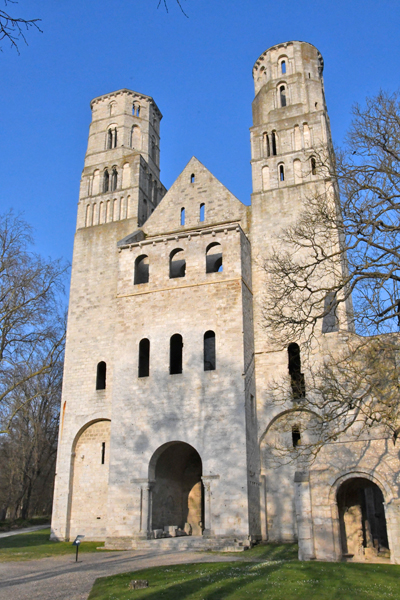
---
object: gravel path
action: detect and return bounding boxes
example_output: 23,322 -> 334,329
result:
0,525 -> 50,539
0,549 -> 241,600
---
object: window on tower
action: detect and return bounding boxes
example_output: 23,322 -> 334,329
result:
103,170 -> 109,193
107,129 -> 113,150
288,343 -> 305,399
311,157 -> 317,175
138,338 -> 150,377
206,242 -> 223,273
111,168 -> 118,191
96,361 -> 106,390
204,330 -> 216,371
170,334 -> 183,374
281,60 -> 286,74
264,133 -> 270,157
279,164 -> 285,182
271,131 -> 277,155
169,248 -> 186,278
279,85 -> 287,107
200,203 -> 205,222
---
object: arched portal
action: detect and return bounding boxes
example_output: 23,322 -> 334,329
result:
337,477 -> 389,560
150,442 -> 204,536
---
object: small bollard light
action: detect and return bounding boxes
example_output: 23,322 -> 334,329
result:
72,535 -> 85,562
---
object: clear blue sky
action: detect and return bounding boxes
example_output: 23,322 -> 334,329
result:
1,0 -> 400,264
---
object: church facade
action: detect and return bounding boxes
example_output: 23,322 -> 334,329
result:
51,41 -> 400,562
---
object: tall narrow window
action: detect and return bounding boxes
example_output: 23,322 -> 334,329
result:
101,442 -> 106,464
262,165 -> 270,190
311,157 -> 317,175
281,60 -> 286,74
169,249 -> 186,278
138,338 -> 150,377
113,128 -> 117,148
132,103 -> 136,115
264,132 -> 270,157
322,292 -> 338,333
96,361 -> 106,390
200,203 -> 205,222
204,330 -> 216,371
131,125 -> 141,149
107,129 -> 113,150
103,170 -> 109,193
292,426 -> 301,447
134,254 -> 149,284
279,164 -> 285,182
170,334 -> 183,374
271,131 -> 277,155
180,207 -> 185,226
280,85 -> 287,107
288,343 -> 305,399
137,105 -> 140,117
206,242 -> 223,273
191,173 -> 195,183
111,168 -> 118,191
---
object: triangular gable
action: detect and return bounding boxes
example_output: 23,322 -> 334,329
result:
142,157 -> 248,237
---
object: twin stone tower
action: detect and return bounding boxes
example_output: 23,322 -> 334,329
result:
51,41 -> 400,563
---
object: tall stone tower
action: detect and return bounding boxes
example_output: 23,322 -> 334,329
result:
77,89 -> 166,230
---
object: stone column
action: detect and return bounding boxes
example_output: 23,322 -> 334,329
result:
201,475 -> 219,538
259,473 -> 268,541
294,471 -> 316,560
384,499 -> 400,564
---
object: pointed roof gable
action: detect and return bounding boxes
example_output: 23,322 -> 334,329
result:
142,157 -> 248,237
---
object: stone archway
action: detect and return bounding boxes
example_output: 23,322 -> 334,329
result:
337,477 -> 390,560
150,442 -> 204,537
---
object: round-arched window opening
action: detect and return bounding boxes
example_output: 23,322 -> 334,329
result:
206,242 -> 222,273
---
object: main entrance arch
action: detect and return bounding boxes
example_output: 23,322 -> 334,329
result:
149,442 -> 204,536
337,477 -> 389,560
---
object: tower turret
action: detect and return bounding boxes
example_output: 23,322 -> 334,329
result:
77,89 -> 166,230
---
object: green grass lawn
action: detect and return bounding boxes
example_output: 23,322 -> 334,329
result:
0,527 -> 104,561
88,544 -> 400,600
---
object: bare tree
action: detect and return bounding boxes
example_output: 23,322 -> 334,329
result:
157,0 -> 188,17
0,211 -> 68,434
262,91 -> 400,449
0,1 -> 41,53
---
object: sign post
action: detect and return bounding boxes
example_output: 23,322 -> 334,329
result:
72,535 -> 85,562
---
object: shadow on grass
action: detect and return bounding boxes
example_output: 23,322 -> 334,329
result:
88,560 -> 400,600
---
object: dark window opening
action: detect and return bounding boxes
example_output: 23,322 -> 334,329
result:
138,338 -> 150,377
311,157 -> 317,175
134,254 -> 149,284
107,129 -> 113,150
292,426 -> 301,447
111,168 -> 118,191
280,85 -> 287,107
279,164 -> 285,182
271,131 -> 277,155
103,170 -> 109,193
200,203 -> 205,222
204,330 -> 216,371
206,242 -> 223,273
322,291 -> 339,333
264,133 -> 270,157
191,173 -> 195,183
137,105 -> 140,117
281,60 -> 286,74
96,361 -> 106,390
169,248 -> 186,278
170,333 -> 183,374
288,343 -> 305,399
101,442 -> 105,464
132,103 -> 135,115
114,128 -> 117,148
180,207 -> 185,226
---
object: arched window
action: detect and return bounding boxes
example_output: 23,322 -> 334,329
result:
264,132 -> 270,157
137,105 -> 141,117
279,85 -> 287,107
107,129 -> 113,150
311,157 -> 317,175
200,203 -> 205,222
111,168 -> 118,191
96,361 -> 106,390
134,254 -> 149,284
271,131 -> 277,156
191,173 -> 195,183
292,426 -> 301,447
293,159 -> 302,184
279,164 -> 285,182
180,207 -> 185,226
206,242 -> 222,273
281,60 -> 286,74
170,334 -> 183,374
113,128 -> 117,148
103,170 -> 109,193
169,248 -> 186,278
288,343 -> 305,399
109,102 -> 116,116
204,330 -> 216,371
138,338 -> 150,377
132,102 -> 136,116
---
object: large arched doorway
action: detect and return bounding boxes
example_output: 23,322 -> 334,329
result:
68,420 -> 111,541
150,442 -> 204,536
337,477 -> 389,560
